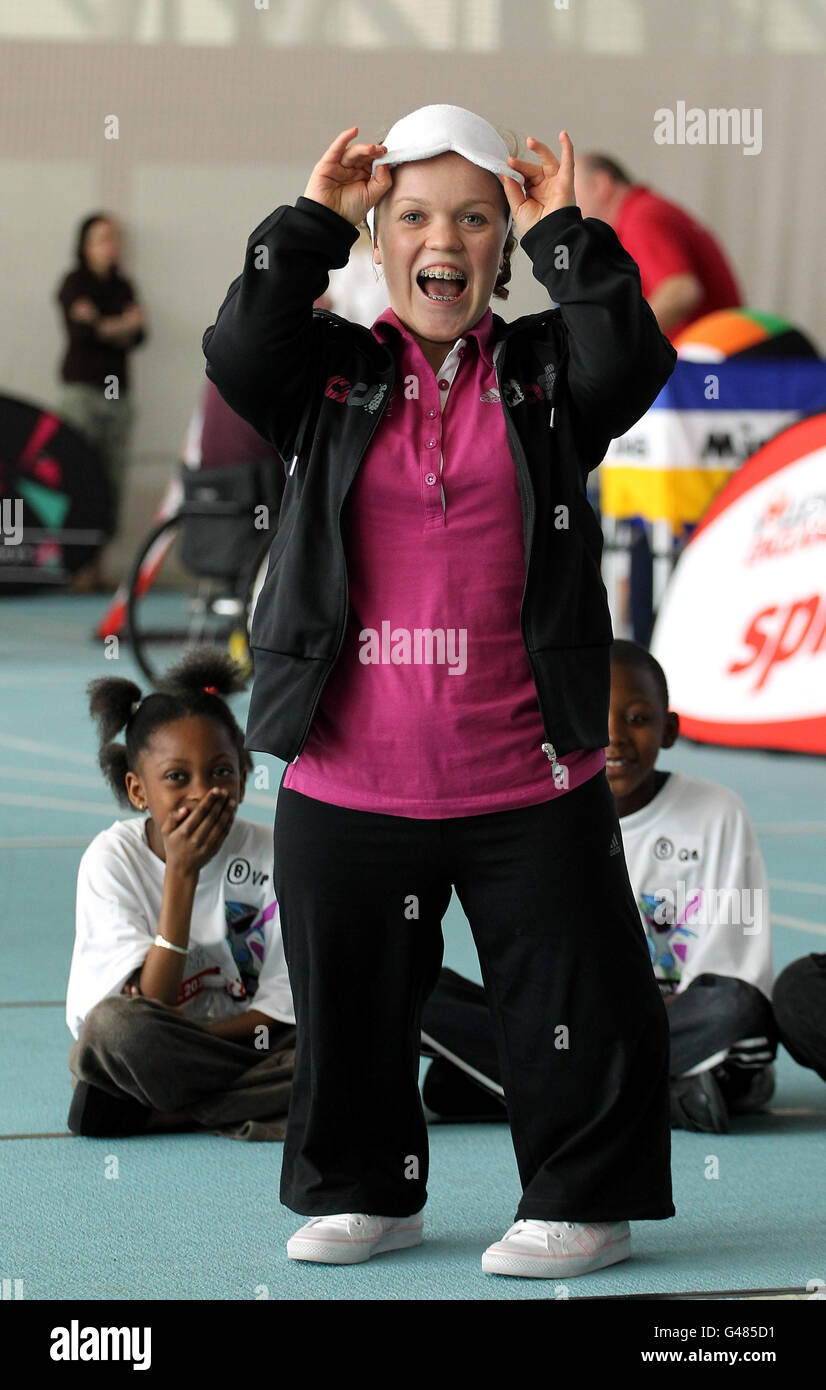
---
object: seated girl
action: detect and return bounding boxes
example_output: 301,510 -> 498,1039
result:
66,648 -> 295,1141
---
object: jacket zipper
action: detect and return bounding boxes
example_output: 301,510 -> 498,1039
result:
540,741 -> 564,780
493,336 -> 563,777
290,356 -> 396,763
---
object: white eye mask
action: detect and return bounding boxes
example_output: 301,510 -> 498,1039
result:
364,103 -> 525,245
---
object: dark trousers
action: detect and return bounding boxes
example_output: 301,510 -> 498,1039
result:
422,969 -> 777,1094
68,995 -> 297,1140
273,768 -> 674,1223
773,954 -> 826,1082
629,522 -> 654,647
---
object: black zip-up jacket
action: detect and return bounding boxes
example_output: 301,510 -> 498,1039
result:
202,196 -> 676,766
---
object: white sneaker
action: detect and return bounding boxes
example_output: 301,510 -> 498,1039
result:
286,1211 -> 424,1265
482,1219 -> 631,1278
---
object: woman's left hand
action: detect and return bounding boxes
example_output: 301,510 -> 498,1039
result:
120,303 -> 145,331
69,296 -> 99,324
500,131 -> 577,237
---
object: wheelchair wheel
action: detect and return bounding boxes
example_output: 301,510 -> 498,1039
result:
125,512 -> 253,687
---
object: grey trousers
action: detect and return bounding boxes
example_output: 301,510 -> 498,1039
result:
68,995 -> 297,1141
56,383 -> 135,526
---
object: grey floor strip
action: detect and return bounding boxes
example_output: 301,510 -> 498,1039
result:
0,1001 -> 64,1007
0,1132 -> 75,1140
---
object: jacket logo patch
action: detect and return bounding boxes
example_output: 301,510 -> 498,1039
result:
502,377 -> 546,407
500,364 -> 557,408
324,375 -> 386,411
538,363 -> 556,398
324,375 -> 350,402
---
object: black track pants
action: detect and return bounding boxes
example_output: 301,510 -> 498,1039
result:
273,768 -> 674,1223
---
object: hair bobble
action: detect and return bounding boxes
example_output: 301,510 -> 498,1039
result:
203,685 -> 219,696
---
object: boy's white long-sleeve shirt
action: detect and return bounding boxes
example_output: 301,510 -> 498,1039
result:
619,771 -> 773,999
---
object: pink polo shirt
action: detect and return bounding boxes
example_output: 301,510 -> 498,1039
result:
283,305 -> 605,817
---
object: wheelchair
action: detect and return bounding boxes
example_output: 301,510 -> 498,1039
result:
125,459 -> 279,686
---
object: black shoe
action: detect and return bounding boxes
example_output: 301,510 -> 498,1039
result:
714,1062 -> 776,1114
422,1057 -> 507,1122
670,1069 -> 730,1134
68,1081 -> 151,1137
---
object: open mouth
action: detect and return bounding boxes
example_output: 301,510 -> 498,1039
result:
416,267 -> 468,304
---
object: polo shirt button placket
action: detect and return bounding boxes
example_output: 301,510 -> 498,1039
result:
423,432 -> 441,514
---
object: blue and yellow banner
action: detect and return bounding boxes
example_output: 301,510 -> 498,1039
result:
600,360 -> 826,532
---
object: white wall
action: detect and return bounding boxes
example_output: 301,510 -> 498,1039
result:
1,23 -> 824,567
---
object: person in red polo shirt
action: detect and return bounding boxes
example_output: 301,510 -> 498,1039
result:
576,155 -> 744,644
575,154 -> 742,342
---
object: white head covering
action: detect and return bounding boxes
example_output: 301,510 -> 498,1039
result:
365,104 -> 524,243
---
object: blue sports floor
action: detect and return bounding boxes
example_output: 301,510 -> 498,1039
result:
1,593 -> 825,1301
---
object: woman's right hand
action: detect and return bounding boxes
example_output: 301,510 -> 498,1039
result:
160,788 -> 236,878
303,127 -> 392,226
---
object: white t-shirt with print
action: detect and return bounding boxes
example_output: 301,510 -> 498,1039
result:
66,816 -> 294,1040
619,771 -> 773,1000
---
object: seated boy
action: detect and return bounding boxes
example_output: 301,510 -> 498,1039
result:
421,639 -> 777,1135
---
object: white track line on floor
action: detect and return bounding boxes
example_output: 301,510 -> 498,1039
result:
0,735 -> 95,766
0,614 -> 101,639
0,740 -> 275,808
772,913 -> 826,936
0,673 -> 67,685
769,878 -> 826,896
0,836 -> 98,848
0,793 -> 115,815
0,764 -> 101,789
757,822 -> 826,835
0,778 -> 273,811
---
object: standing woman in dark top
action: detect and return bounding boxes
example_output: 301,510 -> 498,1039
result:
55,213 -> 148,589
